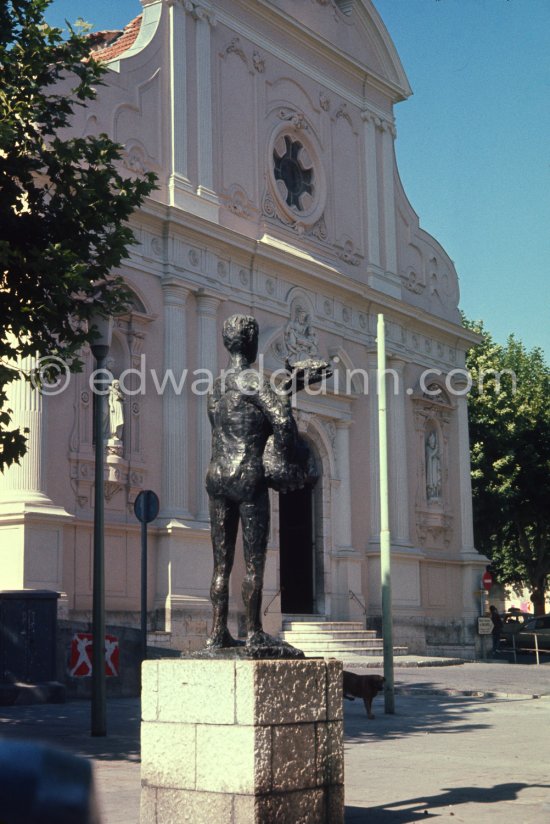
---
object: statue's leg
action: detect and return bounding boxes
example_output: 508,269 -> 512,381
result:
240,488 -> 270,642
206,495 -> 239,648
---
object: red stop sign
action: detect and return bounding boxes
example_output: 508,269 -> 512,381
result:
482,571 -> 493,591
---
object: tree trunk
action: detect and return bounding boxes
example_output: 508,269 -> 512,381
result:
530,578 -> 547,615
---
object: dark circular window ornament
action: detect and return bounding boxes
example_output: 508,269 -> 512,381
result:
267,116 -> 326,228
273,137 -> 314,212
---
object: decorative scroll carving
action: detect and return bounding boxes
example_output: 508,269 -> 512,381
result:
252,51 -> 265,73
335,103 -> 354,128
319,92 -> 331,112
277,109 -> 308,130
222,184 -> 253,218
220,36 -> 249,68
335,236 -> 361,266
402,269 -> 425,294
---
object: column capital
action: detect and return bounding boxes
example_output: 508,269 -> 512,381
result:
162,278 -> 190,307
335,418 -> 352,431
195,290 -> 222,315
388,355 -> 407,374
361,108 -> 395,136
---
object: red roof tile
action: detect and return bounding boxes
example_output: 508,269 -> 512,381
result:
90,15 -> 142,62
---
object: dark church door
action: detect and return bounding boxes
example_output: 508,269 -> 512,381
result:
279,486 -> 314,614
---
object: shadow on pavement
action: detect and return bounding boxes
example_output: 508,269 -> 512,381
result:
344,691 -> 496,742
345,781 -> 550,822
0,698 -> 141,763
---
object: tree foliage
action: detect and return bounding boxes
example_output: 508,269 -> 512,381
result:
465,319 -> 550,613
0,0 -> 156,469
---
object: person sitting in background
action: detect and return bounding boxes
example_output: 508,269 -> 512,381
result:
489,604 -> 503,654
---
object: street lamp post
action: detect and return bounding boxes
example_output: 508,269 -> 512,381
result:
89,314 -> 113,737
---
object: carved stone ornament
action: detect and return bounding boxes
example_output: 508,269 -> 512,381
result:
222,184 -> 253,218
183,1 -> 216,26
335,103 -> 354,128
122,147 -> 148,176
252,51 -> 265,73
284,305 -> 320,366
220,36 -> 249,68
402,269 -> 425,294
319,92 -> 331,112
335,236 -> 361,266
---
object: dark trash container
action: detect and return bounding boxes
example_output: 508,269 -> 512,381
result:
0,590 -> 60,685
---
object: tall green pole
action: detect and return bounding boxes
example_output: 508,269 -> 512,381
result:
377,313 -> 395,713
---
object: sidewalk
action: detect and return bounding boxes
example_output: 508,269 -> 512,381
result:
0,658 -> 548,823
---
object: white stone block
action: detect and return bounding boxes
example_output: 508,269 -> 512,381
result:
141,721 -> 196,789
156,659 -> 236,724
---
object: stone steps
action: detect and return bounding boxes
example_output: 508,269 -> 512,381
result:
280,618 -> 408,658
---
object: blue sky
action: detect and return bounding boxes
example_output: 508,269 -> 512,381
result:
45,0 -> 550,357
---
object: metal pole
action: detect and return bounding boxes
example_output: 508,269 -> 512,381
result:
141,519 -> 148,663
91,349 -> 108,737
377,313 -> 394,714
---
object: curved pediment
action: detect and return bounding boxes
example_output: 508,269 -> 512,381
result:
258,0 -> 411,100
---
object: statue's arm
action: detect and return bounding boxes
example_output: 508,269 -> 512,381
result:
255,381 -> 297,459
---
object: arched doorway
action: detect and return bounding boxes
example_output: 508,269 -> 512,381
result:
279,484 -> 316,614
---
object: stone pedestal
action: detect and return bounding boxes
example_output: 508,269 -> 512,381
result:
140,658 -> 344,823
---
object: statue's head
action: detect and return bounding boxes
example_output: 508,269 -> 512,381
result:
222,314 -> 259,362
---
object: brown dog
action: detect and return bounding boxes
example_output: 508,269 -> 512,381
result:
343,671 -> 385,719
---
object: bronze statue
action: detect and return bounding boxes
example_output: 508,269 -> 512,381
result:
204,314 -> 330,656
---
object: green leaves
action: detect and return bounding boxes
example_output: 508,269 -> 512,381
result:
0,0 -> 157,470
465,319 -> 550,611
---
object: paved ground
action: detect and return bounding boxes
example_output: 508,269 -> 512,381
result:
0,657 -> 549,823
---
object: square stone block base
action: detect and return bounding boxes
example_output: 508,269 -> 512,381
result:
140,657 -> 344,823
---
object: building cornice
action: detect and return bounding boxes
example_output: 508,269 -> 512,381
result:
132,198 -> 479,352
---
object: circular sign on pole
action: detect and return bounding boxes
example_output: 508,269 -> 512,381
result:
134,490 -> 160,524
481,570 -> 493,592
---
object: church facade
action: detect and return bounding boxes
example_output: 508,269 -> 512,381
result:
0,0 -> 486,655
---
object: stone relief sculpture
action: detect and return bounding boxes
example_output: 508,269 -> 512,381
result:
200,314 -> 330,658
284,305 -> 320,365
425,428 -> 442,501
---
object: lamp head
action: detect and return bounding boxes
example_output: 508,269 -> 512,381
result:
89,313 -> 113,359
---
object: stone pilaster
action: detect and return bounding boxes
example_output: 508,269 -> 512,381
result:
380,120 -> 397,275
361,111 -> 380,269
160,279 -> 191,520
334,421 -> 353,550
195,9 -> 218,208
196,293 -> 221,521
168,0 -> 193,206
367,354 -> 380,540
456,393 -> 475,554
387,358 -> 411,545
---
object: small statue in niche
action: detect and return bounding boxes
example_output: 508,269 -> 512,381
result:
104,379 -> 125,443
425,428 -> 442,501
284,305 -> 320,366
